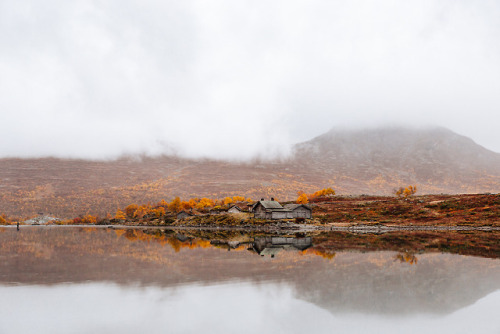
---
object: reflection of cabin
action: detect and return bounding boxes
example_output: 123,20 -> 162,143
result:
253,236 -> 312,258
252,199 -> 312,219
176,211 -> 192,220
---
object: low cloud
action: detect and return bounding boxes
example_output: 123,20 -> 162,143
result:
1,0 -> 499,159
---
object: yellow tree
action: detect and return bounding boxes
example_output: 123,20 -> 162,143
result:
297,193 -> 309,204
396,185 -> 417,198
153,206 -> 166,218
179,201 -> 190,211
168,197 -> 182,213
324,187 -> 335,196
403,185 -> 417,198
0,215 -> 8,225
125,204 -> 138,217
115,209 -> 126,220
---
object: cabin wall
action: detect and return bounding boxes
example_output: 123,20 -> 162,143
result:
254,204 -> 267,219
293,207 -> 311,219
228,207 -> 241,214
270,211 -> 287,219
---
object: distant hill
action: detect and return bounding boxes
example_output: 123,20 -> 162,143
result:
291,127 -> 500,194
1,127 -> 499,218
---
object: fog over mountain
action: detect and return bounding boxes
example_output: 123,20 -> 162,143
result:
1,127 -> 499,217
1,0 -> 500,160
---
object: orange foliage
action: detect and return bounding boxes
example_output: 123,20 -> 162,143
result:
297,187 -> 335,203
180,201 -> 192,211
303,248 -> 336,260
168,197 -> 181,213
133,205 -> 151,219
125,204 -> 138,217
114,209 -> 126,220
152,206 -> 166,218
395,185 -> 417,198
81,214 -> 97,224
196,198 -> 215,210
0,214 -> 9,225
395,251 -> 418,264
309,187 -> 335,199
296,193 -> 309,204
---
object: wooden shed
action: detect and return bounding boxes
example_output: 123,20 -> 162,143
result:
283,204 -> 312,219
252,199 -> 313,220
176,211 -> 192,220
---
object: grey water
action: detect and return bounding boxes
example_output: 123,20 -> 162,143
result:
0,226 -> 499,334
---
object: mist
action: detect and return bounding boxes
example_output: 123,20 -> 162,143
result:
1,0 -> 499,160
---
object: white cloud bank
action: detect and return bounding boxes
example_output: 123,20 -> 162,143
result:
1,0 -> 499,159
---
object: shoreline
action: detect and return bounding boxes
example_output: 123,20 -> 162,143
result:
4,223 -> 500,233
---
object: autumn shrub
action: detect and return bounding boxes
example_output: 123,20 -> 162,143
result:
395,185 -> 417,198
296,193 -> 309,204
0,215 -> 8,225
81,214 -> 98,224
125,204 -> 138,217
297,187 -> 335,203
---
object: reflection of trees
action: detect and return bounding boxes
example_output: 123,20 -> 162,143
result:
303,248 -> 336,260
312,231 -> 500,259
395,251 -> 418,265
108,228 -> 500,261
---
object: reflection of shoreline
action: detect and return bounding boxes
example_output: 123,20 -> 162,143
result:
2,225 -> 500,259
136,228 -> 500,260
4,224 -> 500,233
1,227 -> 500,316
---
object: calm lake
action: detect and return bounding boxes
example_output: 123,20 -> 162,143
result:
0,226 -> 499,334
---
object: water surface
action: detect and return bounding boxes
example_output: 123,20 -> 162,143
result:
0,226 -> 499,333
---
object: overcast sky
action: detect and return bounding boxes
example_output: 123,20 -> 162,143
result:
1,0 -> 499,160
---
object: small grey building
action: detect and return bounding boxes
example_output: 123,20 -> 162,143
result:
283,204 -> 312,219
227,205 -> 244,214
176,211 -> 192,220
252,199 -> 284,219
252,199 -> 312,220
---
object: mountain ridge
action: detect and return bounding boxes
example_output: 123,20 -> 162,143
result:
1,126 -> 499,218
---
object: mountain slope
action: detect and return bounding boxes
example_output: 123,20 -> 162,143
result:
291,127 -> 500,193
1,127 -> 499,218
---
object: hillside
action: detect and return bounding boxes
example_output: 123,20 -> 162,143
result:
1,127 -> 500,218
292,127 -> 500,194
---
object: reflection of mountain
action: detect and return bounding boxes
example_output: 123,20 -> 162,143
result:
1,227 -> 499,315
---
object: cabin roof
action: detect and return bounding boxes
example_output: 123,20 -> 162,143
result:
283,204 -> 312,211
177,210 -> 192,216
254,200 -> 283,210
228,204 -> 244,211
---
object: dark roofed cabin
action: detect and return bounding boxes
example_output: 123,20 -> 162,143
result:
252,199 -> 284,219
283,204 -> 312,219
176,211 -> 192,220
227,205 -> 244,213
252,199 -> 312,220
